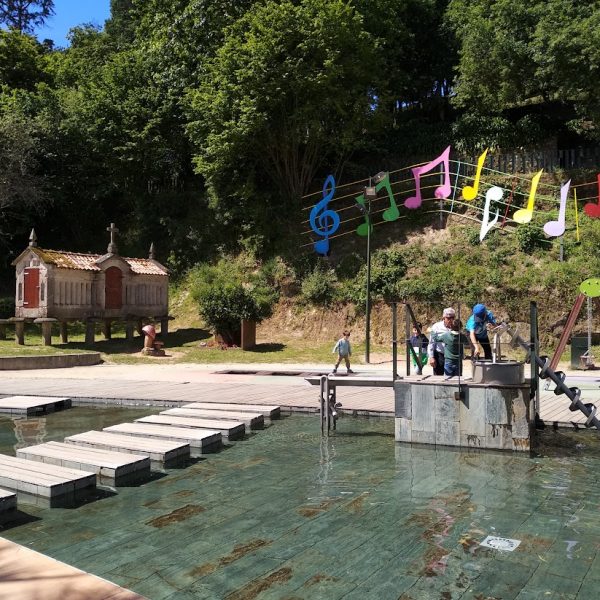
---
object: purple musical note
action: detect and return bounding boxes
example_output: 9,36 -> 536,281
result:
543,180 -> 570,237
309,175 -> 340,255
404,146 -> 452,209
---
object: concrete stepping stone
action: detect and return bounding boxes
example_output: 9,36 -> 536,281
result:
0,454 -> 95,503
183,402 -> 281,419
64,431 -> 189,464
16,441 -> 150,486
0,488 -> 17,522
103,422 -> 222,452
136,414 -> 245,440
161,407 -> 264,429
0,395 -> 71,415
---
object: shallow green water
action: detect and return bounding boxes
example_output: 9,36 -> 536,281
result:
1,409 -> 600,599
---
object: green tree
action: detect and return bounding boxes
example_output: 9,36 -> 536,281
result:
0,29 -> 49,89
0,0 -> 54,33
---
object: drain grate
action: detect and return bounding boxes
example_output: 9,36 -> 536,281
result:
214,369 -> 329,377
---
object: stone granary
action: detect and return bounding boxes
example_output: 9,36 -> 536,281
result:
10,225 -> 169,345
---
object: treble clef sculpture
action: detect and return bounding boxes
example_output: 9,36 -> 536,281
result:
309,175 -> 340,255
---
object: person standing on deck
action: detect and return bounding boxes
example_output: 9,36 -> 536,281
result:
427,307 -> 456,376
466,303 -> 497,360
332,330 -> 354,374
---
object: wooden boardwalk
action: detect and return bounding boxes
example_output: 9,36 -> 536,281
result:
0,395 -> 71,415
161,407 -> 264,429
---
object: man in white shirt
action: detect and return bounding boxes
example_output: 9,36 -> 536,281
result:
427,307 -> 456,376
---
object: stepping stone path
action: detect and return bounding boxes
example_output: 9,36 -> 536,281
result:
0,401 -> 279,514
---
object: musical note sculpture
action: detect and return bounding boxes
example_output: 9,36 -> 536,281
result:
463,148 -> 489,201
404,146 -> 452,209
543,180 -> 570,237
583,174 -> 600,219
513,170 -> 543,224
354,173 -> 399,237
580,278 -> 600,298
309,175 -> 340,255
479,186 -> 502,241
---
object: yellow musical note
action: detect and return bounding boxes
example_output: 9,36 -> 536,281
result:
462,149 -> 488,201
513,170 -> 543,224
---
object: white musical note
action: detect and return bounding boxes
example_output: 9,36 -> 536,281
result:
480,186 -> 502,241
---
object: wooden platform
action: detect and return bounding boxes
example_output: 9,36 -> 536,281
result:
0,395 -> 71,415
103,422 -> 222,452
0,487 -> 17,522
17,441 -> 151,485
0,454 -> 95,501
136,414 -> 246,440
0,537 -> 147,599
161,407 -> 264,429
183,401 -> 281,419
64,431 -> 190,464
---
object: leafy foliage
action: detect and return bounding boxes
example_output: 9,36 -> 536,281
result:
0,1 -> 54,34
300,266 -> 337,306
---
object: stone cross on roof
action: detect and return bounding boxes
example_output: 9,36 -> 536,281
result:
106,223 -> 119,254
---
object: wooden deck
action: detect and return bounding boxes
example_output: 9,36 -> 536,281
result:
0,395 -> 71,415
16,442 -> 151,485
64,431 -> 190,464
160,407 -> 264,429
136,414 -> 246,440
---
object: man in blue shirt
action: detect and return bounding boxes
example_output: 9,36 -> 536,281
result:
466,303 -> 497,360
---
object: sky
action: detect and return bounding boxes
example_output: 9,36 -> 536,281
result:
34,0 -> 111,47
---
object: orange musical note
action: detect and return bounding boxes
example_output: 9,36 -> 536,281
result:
462,149 -> 488,201
583,174 -> 600,219
404,146 -> 452,209
512,170 -> 543,224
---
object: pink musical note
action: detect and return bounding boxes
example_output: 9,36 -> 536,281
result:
583,174 -> 600,219
404,146 -> 452,209
543,180 -> 570,237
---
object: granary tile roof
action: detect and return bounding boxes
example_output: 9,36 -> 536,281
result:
27,248 -> 168,276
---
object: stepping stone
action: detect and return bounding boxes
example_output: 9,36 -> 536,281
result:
0,395 -> 71,416
136,415 -> 245,440
161,407 -> 264,429
183,402 -> 281,419
103,422 -> 222,452
64,431 -> 189,464
0,488 -> 17,522
0,455 -> 95,502
17,442 -> 150,486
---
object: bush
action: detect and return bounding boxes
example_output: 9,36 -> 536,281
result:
0,296 -> 14,318
516,224 -> 545,253
300,266 -> 337,305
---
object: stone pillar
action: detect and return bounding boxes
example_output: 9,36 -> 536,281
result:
59,322 -> 68,344
137,319 -> 143,336
34,318 -> 57,346
241,319 -> 256,350
85,320 -> 96,346
125,321 -> 135,341
160,317 -> 169,336
103,320 -> 112,340
11,318 -> 25,345
0,319 -> 8,340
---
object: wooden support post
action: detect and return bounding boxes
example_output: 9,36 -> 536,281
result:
59,322 -> 68,344
125,321 -> 135,341
102,320 -> 112,340
160,317 -> 169,336
12,318 -> 25,345
34,318 -> 57,346
137,319 -> 143,336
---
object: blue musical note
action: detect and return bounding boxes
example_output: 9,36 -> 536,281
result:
309,175 -> 340,255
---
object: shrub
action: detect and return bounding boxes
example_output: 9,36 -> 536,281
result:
516,224 -> 545,253
0,297 -> 14,318
300,266 -> 337,305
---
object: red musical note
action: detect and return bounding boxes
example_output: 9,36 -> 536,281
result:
404,146 -> 452,209
583,174 -> 600,219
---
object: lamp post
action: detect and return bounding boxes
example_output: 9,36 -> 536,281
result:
358,171 -> 388,364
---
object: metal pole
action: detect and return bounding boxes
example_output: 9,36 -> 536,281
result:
405,304 -> 411,376
530,301 -> 540,417
365,204 -> 371,364
559,236 -> 564,262
392,302 -> 398,380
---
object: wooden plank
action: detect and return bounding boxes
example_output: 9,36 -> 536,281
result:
16,442 -> 151,485
183,401 -> 280,419
161,408 -> 264,429
136,415 -> 245,440
103,422 -> 222,451
0,395 -> 71,415
0,455 -> 95,499
64,431 -> 189,464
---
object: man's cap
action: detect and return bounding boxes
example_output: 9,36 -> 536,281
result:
473,303 -> 486,317
443,307 -> 456,318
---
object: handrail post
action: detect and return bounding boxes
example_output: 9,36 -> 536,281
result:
392,302 -> 398,380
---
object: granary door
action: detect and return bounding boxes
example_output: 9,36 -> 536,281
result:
23,268 -> 40,308
105,267 -> 123,309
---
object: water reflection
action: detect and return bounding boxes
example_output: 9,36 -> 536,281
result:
12,416 -> 47,452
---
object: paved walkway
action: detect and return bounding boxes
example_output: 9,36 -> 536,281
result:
0,361 -> 598,427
